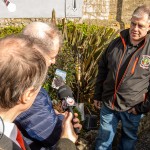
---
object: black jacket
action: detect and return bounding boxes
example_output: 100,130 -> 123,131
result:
94,29 -> 150,113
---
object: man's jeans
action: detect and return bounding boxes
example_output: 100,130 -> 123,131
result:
95,105 -> 142,150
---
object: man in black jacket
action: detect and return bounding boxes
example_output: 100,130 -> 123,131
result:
94,4 -> 150,150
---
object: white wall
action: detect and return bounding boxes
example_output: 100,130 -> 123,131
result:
0,0 -> 83,18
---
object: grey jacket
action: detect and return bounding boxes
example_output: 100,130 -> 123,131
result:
94,29 -> 150,113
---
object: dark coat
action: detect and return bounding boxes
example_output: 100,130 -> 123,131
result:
94,29 -> 150,113
15,88 -> 64,149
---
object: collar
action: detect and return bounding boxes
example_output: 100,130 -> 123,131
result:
120,29 -> 148,48
127,36 -> 145,49
3,121 -> 20,147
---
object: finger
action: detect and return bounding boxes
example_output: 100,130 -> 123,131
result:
94,101 -> 100,109
94,100 -> 97,105
133,109 -> 137,115
73,113 -> 78,117
66,112 -> 73,122
128,109 -> 133,113
96,105 -> 100,109
94,102 -> 97,107
94,103 -> 98,108
73,118 -> 80,123
61,111 -> 68,127
63,111 -> 69,120
73,123 -> 82,130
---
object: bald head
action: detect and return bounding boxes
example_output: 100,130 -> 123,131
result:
0,34 -> 47,109
23,22 -> 61,52
22,22 -> 62,66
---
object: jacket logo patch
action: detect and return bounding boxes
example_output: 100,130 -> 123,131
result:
140,55 -> 150,69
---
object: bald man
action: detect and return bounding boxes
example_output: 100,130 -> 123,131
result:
14,22 -> 65,150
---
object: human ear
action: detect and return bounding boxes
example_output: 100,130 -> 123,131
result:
19,87 -> 35,104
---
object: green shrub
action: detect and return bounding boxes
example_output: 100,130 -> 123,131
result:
0,26 -> 24,38
59,21 -> 119,105
0,23 -> 118,104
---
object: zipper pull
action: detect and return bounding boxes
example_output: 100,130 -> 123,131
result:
131,57 -> 139,74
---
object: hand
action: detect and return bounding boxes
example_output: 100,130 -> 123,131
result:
72,113 -> 82,132
94,100 -> 101,109
128,107 -> 138,115
61,112 -> 82,143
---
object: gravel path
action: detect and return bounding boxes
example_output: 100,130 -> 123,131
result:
136,128 -> 150,150
77,128 -> 150,150
76,113 -> 150,150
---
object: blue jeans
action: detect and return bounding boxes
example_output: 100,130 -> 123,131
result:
95,105 -> 142,150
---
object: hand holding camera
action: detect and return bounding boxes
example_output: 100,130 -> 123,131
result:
52,69 -> 80,134
61,112 -> 82,143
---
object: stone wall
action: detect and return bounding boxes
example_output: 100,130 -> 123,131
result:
0,0 -> 149,29
82,0 -> 150,28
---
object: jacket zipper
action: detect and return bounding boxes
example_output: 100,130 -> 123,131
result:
111,36 -> 146,109
112,35 -> 126,109
131,57 -> 139,74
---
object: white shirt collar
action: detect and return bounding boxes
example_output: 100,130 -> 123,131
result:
3,121 -> 20,147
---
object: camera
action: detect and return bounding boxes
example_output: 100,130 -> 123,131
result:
52,69 -> 98,131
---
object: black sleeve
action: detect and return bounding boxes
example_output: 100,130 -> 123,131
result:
55,138 -> 76,150
135,99 -> 150,114
93,37 -> 120,101
135,97 -> 150,114
93,45 -> 109,101
135,84 -> 150,114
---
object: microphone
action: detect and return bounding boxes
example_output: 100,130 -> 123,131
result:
58,85 -> 74,101
57,85 -> 80,134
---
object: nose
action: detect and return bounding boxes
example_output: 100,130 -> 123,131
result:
132,24 -> 139,31
134,25 -> 139,31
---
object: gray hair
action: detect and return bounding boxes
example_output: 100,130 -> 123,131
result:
23,22 -> 62,54
132,5 -> 150,22
0,34 -> 48,109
